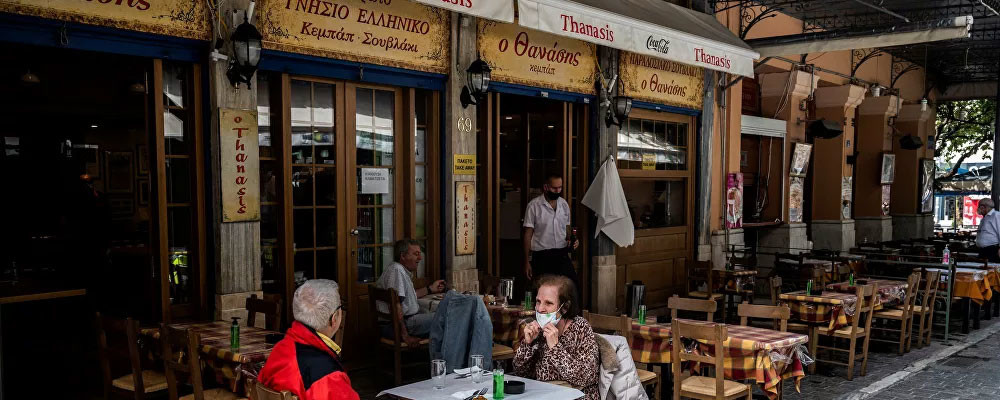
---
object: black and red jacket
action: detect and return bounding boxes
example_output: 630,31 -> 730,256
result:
258,321 -> 360,400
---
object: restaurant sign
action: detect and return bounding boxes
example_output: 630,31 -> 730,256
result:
0,0 -> 210,40
620,51 -> 703,109
456,181 -> 476,256
478,20 -> 597,94
220,109 -> 261,223
257,0 -> 450,73
409,0 -> 513,22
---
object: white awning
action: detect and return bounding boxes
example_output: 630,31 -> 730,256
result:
516,0 -> 759,77
753,16 -> 973,57
409,0 -> 514,23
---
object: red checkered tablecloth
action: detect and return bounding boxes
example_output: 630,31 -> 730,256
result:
629,321 -> 808,399
827,279 -> 907,307
488,305 -> 533,343
779,291 -> 858,331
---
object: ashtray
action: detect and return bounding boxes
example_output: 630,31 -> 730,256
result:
265,333 -> 284,344
504,380 -> 525,394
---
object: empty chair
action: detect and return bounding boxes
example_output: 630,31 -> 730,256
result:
671,319 -> 752,400
246,293 -> 283,331
687,261 -> 725,320
814,283 -> 878,380
737,302 -> 790,332
912,270 -> 942,348
96,313 -> 168,400
872,273 -> 921,354
668,295 -> 717,322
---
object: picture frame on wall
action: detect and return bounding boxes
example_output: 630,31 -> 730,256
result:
880,153 -> 896,184
106,151 -> 134,193
137,145 -> 149,176
920,159 -> 935,213
137,179 -> 150,206
790,142 -> 813,177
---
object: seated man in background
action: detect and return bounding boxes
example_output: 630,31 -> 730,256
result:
258,279 -> 359,400
376,239 -> 446,346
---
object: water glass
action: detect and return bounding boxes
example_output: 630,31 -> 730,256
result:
523,291 -> 533,310
470,354 -> 484,383
492,367 -> 505,399
431,359 -> 447,389
638,304 -> 647,325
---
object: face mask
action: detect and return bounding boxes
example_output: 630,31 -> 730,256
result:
535,304 -> 564,327
544,190 -> 561,200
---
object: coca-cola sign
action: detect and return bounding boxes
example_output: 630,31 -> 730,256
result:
646,36 -> 669,55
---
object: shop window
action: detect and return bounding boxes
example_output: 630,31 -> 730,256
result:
355,87 -> 395,283
617,117 -> 688,171
413,89 -> 434,278
622,179 -> 687,229
258,74 -> 280,294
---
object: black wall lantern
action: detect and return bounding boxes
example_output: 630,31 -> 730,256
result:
461,58 -> 491,108
605,95 -> 633,128
227,14 -> 262,88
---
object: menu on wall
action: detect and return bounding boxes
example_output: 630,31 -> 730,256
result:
789,176 -> 804,223
220,109 -> 261,222
726,173 -> 743,229
620,51 -> 704,110
0,0 -> 210,39
455,181 -> 476,256
257,0 -> 450,73
478,19 -> 597,94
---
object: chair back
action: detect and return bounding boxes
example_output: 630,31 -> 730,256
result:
248,378 -> 298,400
737,302 -> 790,332
246,294 -> 283,331
369,287 -> 404,345
159,324 -> 205,400
686,261 -> 715,296
901,272 -> 921,314
769,276 -> 783,305
919,270 -> 941,312
582,310 -> 632,346
671,319 -> 727,399
668,295 -> 717,322
848,283 -> 879,336
96,313 -> 146,399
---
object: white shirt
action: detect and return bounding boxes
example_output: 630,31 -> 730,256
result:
523,194 -> 571,251
977,209 -> 1000,247
376,261 -> 419,316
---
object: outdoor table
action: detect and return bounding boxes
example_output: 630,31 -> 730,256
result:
778,290 -> 859,331
826,279 -> 908,308
140,321 -> 280,394
376,373 -> 585,400
919,267 -> 995,333
0,280 -> 87,400
628,321 -> 808,399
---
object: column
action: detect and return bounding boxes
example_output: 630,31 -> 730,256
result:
891,104 -> 933,240
810,84 -> 865,252
591,46 -> 618,314
855,95 -> 899,243
212,0 -> 262,321
708,76 -> 745,269
756,71 -> 815,269
443,14 -> 479,292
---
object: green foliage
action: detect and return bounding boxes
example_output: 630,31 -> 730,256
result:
935,99 -> 995,177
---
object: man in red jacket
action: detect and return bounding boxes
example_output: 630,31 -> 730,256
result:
258,279 -> 360,400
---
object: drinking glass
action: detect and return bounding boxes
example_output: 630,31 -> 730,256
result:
470,354 -> 484,383
431,359 -> 447,389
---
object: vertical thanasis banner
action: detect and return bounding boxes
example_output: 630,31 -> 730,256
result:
220,109 -> 261,222
456,181 -> 476,256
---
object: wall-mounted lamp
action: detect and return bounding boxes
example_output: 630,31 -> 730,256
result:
871,85 -> 882,97
226,13 -> 262,89
605,95 -> 633,128
21,69 -> 39,84
460,58 -> 491,108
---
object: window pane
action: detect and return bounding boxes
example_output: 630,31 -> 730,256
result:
293,209 -> 314,249
316,249 -> 337,280
416,202 -> 426,239
292,166 -> 314,207
415,127 -> 426,163
261,204 -> 279,241
415,165 -> 426,201
621,179 -> 686,228
316,208 -> 337,247
356,207 -> 393,245
162,62 -> 186,108
315,166 -> 337,206
164,109 -> 187,155
294,251 -> 314,286
167,207 -> 192,305
314,83 -> 335,125
314,125 -> 335,165
260,160 -> 278,203
291,125 -> 314,164
291,80 -> 311,123
357,247 -> 375,283
165,158 -> 191,203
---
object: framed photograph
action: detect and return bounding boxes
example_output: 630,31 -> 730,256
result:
137,145 -> 149,176
137,179 -> 150,206
920,159 -> 935,213
106,151 -> 134,193
790,143 -> 813,177
789,176 -> 805,223
881,185 -> 891,216
880,153 -> 896,184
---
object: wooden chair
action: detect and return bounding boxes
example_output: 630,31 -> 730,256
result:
97,313 -> 168,400
737,302 -> 789,332
670,320 -> 752,400
872,272 -> 921,354
668,296 -> 717,322
814,283 -> 878,380
368,287 -> 430,386
686,261 -> 724,319
246,294 -> 283,331
583,311 -> 660,400
159,324 -> 244,400
769,276 -> 808,334
912,270 -> 941,348
247,379 -> 297,400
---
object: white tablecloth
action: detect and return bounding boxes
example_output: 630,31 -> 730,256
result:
377,374 -> 585,400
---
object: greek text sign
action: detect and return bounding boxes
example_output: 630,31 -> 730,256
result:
620,51 -> 703,109
456,181 -> 476,256
220,109 -> 261,222
478,19 -> 597,94
409,0 -> 513,22
361,168 -> 390,194
257,0 -> 450,73
0,0 -> 210,40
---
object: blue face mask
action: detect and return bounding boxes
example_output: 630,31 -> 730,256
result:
535,304 -> 565,327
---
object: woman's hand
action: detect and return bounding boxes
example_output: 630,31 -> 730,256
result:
522,321 -> 541,344
542,323 -> 560,349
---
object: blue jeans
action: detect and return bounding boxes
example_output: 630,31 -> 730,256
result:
381,312 -> 434,339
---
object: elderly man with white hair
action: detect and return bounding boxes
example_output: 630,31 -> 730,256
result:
258,279 -> 359,400
976,198 -> 1000,262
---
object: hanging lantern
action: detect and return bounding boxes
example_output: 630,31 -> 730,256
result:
227,14 -> 262,88
461,58 -> 492,108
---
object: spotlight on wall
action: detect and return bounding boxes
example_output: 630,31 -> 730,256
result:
21,69 -> 39,84
461,58 -> 492,108
871,85 -> 882,97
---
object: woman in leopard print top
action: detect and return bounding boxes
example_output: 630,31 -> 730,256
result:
513,275 -> 600,400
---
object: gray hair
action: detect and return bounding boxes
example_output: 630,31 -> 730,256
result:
394,239 -> 422,262
981,198 -> 995,209
292,279 -> 342,331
